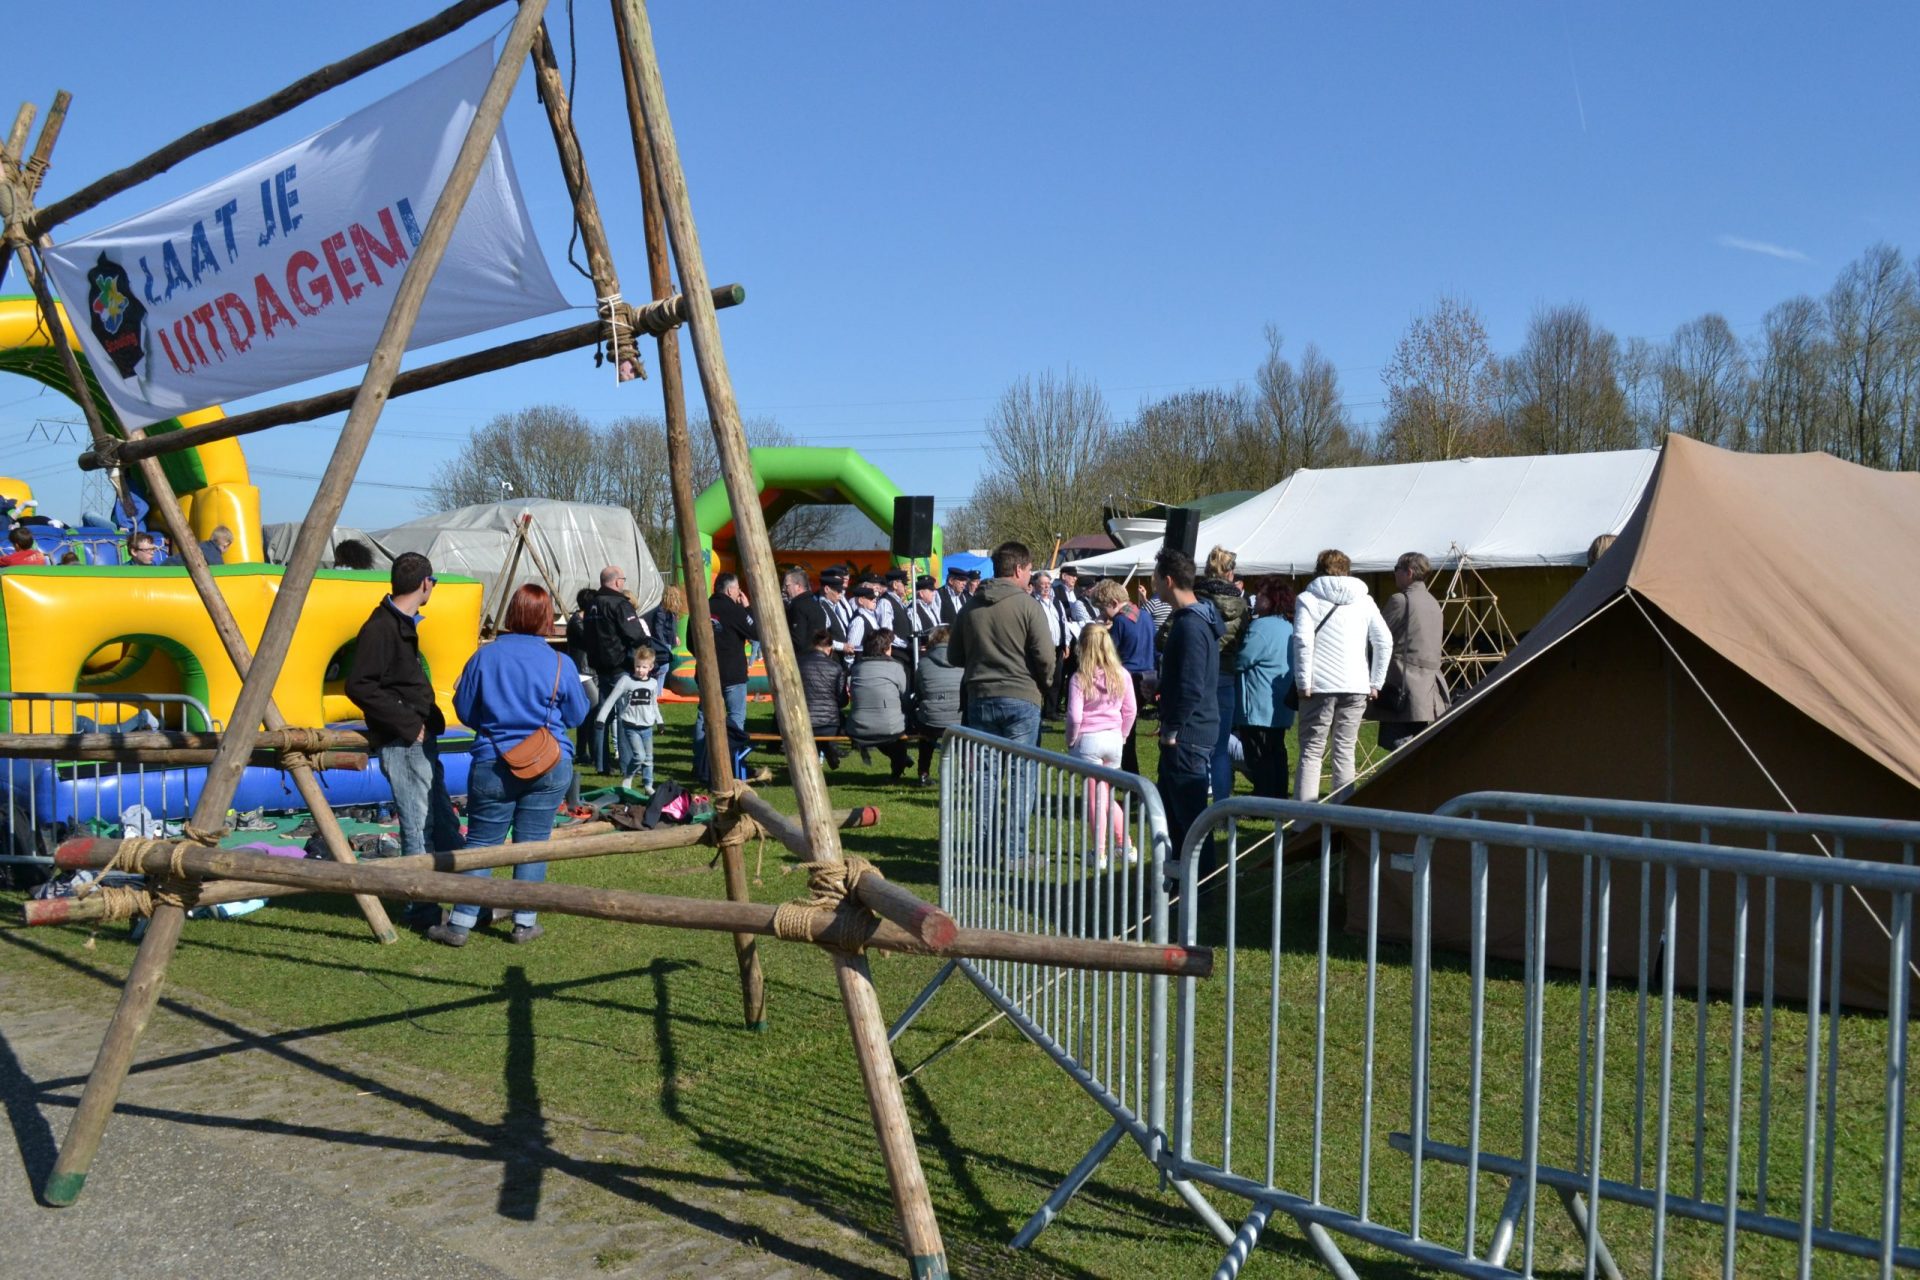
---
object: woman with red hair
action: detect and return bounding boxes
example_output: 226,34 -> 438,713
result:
430,585 -> 589,947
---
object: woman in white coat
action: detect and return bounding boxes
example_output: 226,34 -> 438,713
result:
1291,548 -> 1391,801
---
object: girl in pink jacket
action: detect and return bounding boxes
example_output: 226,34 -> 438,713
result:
1066,623 -> 1138,870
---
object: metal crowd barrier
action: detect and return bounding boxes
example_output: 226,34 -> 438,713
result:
891,726 -> 1231,1246
0,691 -> 220,870
1168,795 -> 1920,1280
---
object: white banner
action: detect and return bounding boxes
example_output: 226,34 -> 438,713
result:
43,41 -> 568,429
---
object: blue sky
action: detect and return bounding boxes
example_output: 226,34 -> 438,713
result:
4,2 -> 1915,529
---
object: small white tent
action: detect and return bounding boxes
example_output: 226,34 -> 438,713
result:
1065,449 -> 1658,577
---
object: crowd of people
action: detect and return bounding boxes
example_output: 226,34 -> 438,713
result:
337,534 -> 1449,944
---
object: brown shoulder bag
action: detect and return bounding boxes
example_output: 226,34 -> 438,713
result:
500,653 -> 565,780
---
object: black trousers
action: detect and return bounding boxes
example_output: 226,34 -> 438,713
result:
1120,670 -> 1148,774
1240,723 -> 1291,798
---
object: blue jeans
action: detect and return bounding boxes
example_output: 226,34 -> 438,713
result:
378,737 -> 465,857
618,723 -> 655,787
448,755 -> 570,930
1160,740 -> 1214,885
692,682 -> 749,780
965,696 -> 1043,860
1211,675 -> 1239,805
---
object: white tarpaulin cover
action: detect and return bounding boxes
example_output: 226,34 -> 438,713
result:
1066,449 -> 1659,576
43,41 -> 567,428
267,500 -> 663,616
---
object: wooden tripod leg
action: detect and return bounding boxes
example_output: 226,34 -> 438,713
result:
125,448 -> 398,944
836,952 -> 948,1276
612,0 -> 763,1030
614,3 -> 946,1270
42,903 -> 186,1206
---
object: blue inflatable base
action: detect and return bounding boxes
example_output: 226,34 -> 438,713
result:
6,739 -> 475,825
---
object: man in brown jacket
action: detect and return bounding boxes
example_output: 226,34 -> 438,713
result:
1374,551 -> 1450,750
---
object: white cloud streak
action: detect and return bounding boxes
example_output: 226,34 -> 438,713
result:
1717,235 -> 1810,263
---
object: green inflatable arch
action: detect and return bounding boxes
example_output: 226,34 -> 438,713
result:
690,446 -> 943,580
665,448 -> 941,698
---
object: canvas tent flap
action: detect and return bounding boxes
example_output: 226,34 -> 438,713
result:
374,499 -> 663,617
1066,449 -> 1657,577
1626,436 -> 1920,792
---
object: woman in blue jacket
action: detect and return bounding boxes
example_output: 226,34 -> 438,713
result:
1236,578 -> 1296,798
429,584 -> 591,947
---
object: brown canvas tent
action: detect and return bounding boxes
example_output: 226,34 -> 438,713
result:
1341,436 -> 1920,1009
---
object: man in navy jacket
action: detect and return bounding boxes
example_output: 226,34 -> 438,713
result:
1153,547 -> 1221,880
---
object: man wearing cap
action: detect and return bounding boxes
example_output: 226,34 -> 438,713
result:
347,552 -> 463,864
817,571 -> 853,656
907,575 -> 942,641
844,582 -> 881,659
938,567 -> 968,624
882,568 -> 915,661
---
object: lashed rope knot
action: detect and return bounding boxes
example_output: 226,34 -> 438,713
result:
71,835 -> 207,918
771,855 -> 881,951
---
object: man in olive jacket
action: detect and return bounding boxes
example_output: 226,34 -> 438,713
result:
948,541 -> 1056,747
948,541 -> 1055,860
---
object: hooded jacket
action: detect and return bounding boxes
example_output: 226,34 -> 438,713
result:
912,642 -> 963,731
1292,575 -> 1391,697
948,577 -> 1056,707
1192,576 -> 1250,673
1159,599 -> 1224,756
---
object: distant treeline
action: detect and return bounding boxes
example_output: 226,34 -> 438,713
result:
945,243 -> 1920,554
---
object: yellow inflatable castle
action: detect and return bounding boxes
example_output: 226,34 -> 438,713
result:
0,295 -> 480,734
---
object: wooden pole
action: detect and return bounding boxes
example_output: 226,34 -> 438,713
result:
44,3 -> 552,1207
26,0 -> 508,238
612,0 -> 764,1030
614,4 -> 947,1272
0,747 -> 365,768
529,20 -> 637,377
19,91 -> 71,200
482,514 -> 534,637
31,805 -> 875,926
49,840 -> 1215,978
78,287 -> 744,473
40,904 -> 184,1205
0,728 -> 369,756
736,790 -> 957,951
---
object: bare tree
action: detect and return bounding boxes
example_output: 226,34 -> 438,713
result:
1658,314 -> 1748,448
427,407 -> 830,572
1827,243 -> 1916,467
958,369 -> 1112,554
1504,304 -> 1633,454
1250,327 -> 1360,477
1110,386 -> 1251,502
1751,297 -> 1832,455
1381,295 -> 1502,461
427,404 -> 602,512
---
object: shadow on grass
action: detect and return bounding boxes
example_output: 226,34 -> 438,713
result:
0,928 -> 909,1277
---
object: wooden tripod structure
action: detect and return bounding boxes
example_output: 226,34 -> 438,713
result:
0,5 -> 1217,1272
1435,547 -> 1519,698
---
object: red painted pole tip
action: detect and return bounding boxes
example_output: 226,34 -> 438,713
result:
52,836 -> 97,870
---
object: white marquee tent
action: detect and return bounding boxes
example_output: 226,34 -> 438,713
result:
1065,449 -> 1659,578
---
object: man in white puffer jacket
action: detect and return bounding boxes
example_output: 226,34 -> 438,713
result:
1291,548 -> 1392,801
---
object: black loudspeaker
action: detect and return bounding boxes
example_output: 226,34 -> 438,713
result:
891,495 -> 935,558
1163,506 -> 1201,562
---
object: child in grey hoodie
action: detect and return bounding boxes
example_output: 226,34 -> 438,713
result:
596,648 -> 665,790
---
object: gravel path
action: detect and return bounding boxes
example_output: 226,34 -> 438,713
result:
0,929 -> 899,1280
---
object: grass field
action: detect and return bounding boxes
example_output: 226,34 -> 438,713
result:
3,702 -> 1911,1278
